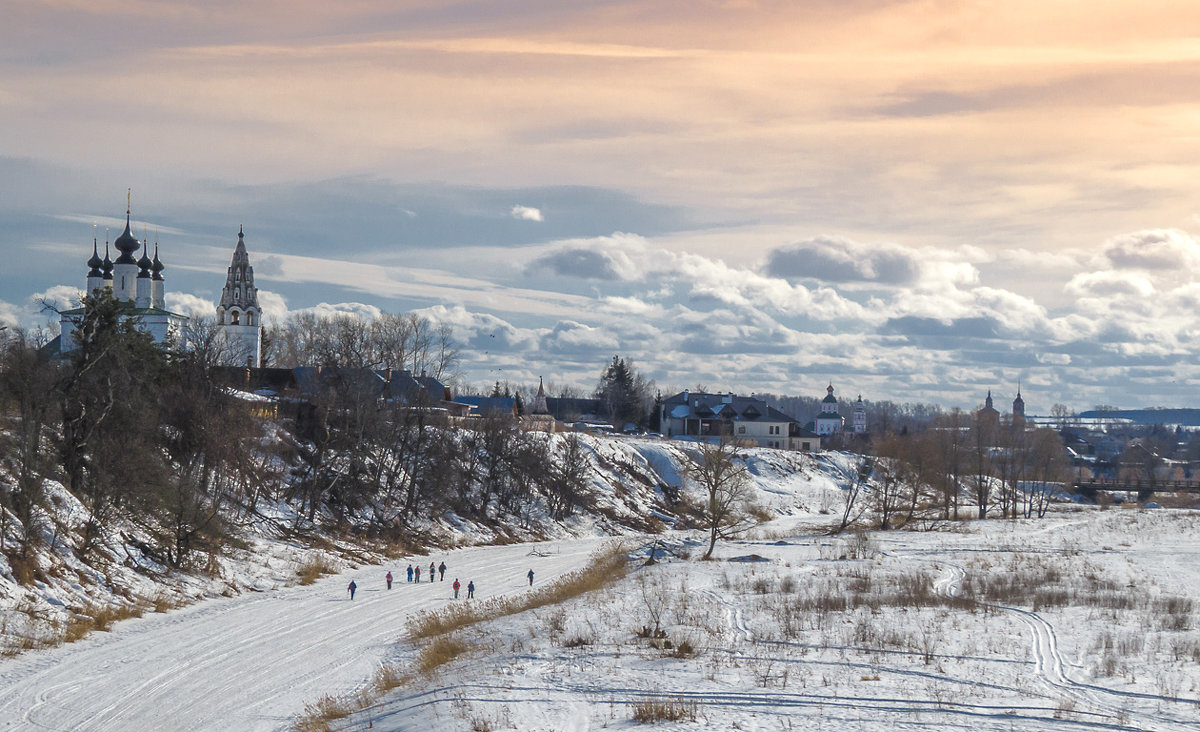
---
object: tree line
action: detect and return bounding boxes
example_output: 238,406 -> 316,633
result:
0,294 -> 600,578
839,410 -> 1071,531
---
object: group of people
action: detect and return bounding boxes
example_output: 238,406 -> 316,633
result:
347,564 -> 536,600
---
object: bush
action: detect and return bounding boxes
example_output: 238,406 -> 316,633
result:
296,557 -> 335,586
631,696 -> 698,723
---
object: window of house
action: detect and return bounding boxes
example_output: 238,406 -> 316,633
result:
738,426 -> 745,433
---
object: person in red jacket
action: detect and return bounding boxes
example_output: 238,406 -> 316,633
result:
386,571 -> 393,590
452,578 -> 461,599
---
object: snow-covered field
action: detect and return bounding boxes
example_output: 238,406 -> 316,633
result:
338,508 -> 1200,732
3,439 -> 1199,731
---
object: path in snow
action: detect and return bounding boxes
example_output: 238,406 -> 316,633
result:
916,547 -> 1198,731
0,538 -> 604,731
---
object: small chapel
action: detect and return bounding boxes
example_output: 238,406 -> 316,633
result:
58,198 -> 262,367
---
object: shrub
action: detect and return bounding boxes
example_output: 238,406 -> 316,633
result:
631,696 -> 698,723
296,557 -> 335,586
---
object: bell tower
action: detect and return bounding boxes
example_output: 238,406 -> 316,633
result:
216,226 -> 262,367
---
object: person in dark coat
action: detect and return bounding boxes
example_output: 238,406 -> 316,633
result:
348,580 -> 357,600
386,571 -> 393,590
452,578 -> 461,599
527,568 -> 534,586
467,580 -> 475,599
429,562 -> 436,582
439,561 -> 447,581
407,565 -> 413,583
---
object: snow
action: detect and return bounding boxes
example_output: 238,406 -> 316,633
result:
3,436 -> 1200,730
0,539 -> 604,730
333,509 -> 1200,732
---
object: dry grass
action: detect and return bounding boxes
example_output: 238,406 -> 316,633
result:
631,696 -> 698,723
296,557 -> 336,586
416,634 -> 472,676
61,603 -> 144,644
293,693 -> 358,732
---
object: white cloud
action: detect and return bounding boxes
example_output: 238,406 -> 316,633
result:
257,290 -> 289,324
165,292 -> 214,318
0,299 -> 19,329
1097,229 -> 1200,272
292,301 -> 383,322
510,205 -> 544,222
29,285 -> 83,315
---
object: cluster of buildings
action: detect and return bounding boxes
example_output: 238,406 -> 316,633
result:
50,199 -> 263,368
57,202 -> 1041,454
658,385 -> 868,451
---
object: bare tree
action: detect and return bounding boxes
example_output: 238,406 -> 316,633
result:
838,454 -> 873,532
0,330 -> 60,559
684,439 -> 754,560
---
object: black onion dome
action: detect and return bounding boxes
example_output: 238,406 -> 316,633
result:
138,241 -> 153,270
102,242 -> 114,279
87,240 -> 103,276
113,214 -> 139,264
151,243 -> 164,280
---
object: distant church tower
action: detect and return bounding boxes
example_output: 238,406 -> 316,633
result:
1012,384 -> 1026,429
532,376 -> 550,415
814,384 -> 845,436
852,394 -> 867,435
216,227 -> 262,367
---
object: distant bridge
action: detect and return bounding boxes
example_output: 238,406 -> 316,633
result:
1072,478 -> 1200,502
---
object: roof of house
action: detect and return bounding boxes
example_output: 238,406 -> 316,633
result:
663,391 -> 798,425
456,396 -> 516,414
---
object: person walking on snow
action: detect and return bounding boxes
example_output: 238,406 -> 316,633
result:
439,561 -> 447,581
429,562 -> 436,582
407,565 -> 413,583
467,580 -> 475,599
527,568 -> 534,586
414,566 -> 421,582
347,580 -> 357,600
386,571 -> 393,590
453,578 -> 461,599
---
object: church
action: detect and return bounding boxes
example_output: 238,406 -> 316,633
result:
57,201 -> 262,367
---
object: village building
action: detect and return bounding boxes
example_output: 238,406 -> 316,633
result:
54,200 -> 262,371
659,390 -> 818,451
56,203 -> 187,352
811,385 -> 845,436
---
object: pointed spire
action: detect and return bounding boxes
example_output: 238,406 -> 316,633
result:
102,236 -> 114,279
152,240 -> 164,280
87,225 -> 103,275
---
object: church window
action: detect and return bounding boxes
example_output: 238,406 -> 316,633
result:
218,312 -> 224,325
232,311 -> 240,325
234,291 -> 240,303
246,312 -> 254,326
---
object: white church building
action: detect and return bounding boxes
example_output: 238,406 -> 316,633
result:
58,202 -> 262,367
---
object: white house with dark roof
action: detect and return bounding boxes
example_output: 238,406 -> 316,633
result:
659,390 -> 818,451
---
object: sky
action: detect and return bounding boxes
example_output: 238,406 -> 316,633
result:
4,0 -> 1200,412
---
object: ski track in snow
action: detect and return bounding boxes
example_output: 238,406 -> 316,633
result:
0,539 -> 604,731
913,547 -> 1199,732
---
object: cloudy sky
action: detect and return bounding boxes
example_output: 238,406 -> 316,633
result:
4,0 -> 1200,412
